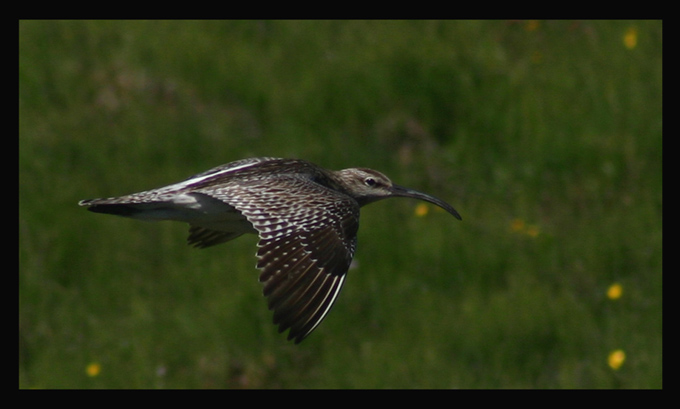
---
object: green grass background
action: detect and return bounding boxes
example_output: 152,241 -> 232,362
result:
19,20 -> 661,389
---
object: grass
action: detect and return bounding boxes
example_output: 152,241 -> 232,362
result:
19,20 -> 661,389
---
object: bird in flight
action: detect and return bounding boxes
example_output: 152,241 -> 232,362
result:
79,157 -> 461,343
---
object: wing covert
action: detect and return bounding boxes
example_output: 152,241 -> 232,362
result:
198,175 -> 360,343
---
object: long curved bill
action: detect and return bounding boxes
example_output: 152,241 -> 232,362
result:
390,185 -> 462,220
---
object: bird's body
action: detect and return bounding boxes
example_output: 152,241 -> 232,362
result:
79,157 -> 461,343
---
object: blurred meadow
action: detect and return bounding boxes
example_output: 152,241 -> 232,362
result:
19,20 -> 661,388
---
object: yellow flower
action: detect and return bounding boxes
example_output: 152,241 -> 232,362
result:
607,283 -> 623,300
414,203 -> 429,217
525,20 -> 540,32
510,218 -> 525,232
86,362 -> 101,377
510,219 -> 540,237
608,349 -> 626,370
525,225 -> 540,238
624,27 -> 638,49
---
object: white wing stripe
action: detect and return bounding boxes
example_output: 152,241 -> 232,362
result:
298,274 -> 346,340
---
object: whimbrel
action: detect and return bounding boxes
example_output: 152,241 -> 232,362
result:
79,157 -> 461,343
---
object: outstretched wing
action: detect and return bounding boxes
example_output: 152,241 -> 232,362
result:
199,175 -> 360,343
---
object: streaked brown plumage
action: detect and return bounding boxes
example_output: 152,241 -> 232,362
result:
79,157 -> 461,343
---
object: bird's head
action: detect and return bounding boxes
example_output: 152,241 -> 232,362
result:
335,168 -> 462,220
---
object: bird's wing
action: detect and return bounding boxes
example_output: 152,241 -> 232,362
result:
198,175 -> 360,343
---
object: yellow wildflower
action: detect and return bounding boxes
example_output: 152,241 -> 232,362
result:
510,219 -> 540,237
525,20 -> 540,32
608,349 -> 626,370
624,27 -> 638,49
607,283 -> 623,300
525,225 -> 540,238
414,203 -> 429,217
86,362 -> 101,377
510,218 -> 525,232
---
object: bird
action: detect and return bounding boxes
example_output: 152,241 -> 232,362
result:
79,157 -> 461,343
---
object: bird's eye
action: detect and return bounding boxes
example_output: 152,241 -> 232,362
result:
364,177 -> 377,187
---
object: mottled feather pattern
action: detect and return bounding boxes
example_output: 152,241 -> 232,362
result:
79,157 -> 460,343
201,175 -> 358,342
